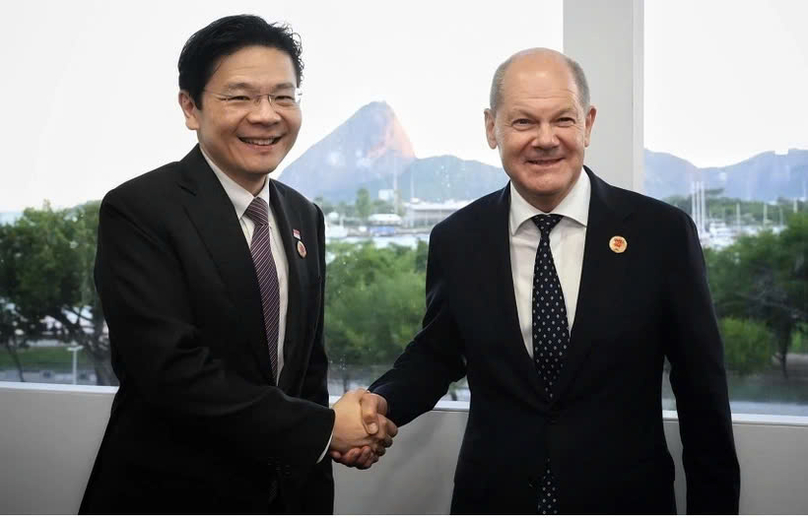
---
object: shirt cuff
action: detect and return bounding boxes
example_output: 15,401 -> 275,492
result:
317,432 -> 333,463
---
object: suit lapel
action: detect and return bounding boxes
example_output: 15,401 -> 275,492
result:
176,146 -> 275,385
268,181 -> 307,393
481,187 -> 549,401
553,167 -> 633,402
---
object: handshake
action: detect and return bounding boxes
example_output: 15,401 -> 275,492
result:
329,388 -> 398,469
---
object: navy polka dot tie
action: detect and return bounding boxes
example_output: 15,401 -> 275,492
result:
531,214 -> 567,515
531,214 -> 569,397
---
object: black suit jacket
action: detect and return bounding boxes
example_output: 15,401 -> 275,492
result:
369,167 -> 740,514
80,146 -> 335,514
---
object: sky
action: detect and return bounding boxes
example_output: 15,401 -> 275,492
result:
1,0 -> 806,211
644,0 -> 808,167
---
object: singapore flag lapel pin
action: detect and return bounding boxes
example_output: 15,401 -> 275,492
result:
293,229 -> 307,258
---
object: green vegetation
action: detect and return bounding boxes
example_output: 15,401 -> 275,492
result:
0,193 -> 804,386
0,201 -> 114,384
0,345 -> 93,370
314,189 -> 399,225
705,213 -> 808,377
719,318 -> 775,376
324,241 -> 427,390
664,190 -> 805,226
792,329 -> 808,353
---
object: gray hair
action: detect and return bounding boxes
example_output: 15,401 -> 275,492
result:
489,49 -> 590,112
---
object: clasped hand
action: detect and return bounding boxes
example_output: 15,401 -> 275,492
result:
329,388 -> 397,469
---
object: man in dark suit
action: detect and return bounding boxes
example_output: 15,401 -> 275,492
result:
340,48 -> 740,513
79,15 -> 394,514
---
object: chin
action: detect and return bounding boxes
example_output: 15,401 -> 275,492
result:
245,158 -> 282,174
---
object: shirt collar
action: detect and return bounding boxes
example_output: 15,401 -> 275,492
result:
200,146 -> 270,219
509,168 -> 591,236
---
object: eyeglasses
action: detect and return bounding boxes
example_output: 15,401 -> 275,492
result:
204,88 -> 303,111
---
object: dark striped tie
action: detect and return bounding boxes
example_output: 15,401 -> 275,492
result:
245,197 -> 280,380
532,214 -> 567,515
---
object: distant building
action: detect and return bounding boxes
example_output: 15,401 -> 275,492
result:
404,200 -> 471,227
378,189 -> 396,202
368,213 -> 403,226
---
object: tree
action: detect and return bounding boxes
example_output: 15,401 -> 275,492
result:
706,213 -> 808,377
414,239 -> 428,273
355,188 -> 372,223
336,201 -> 355,219
324,242 -> 425,390
0,224 -> 25,381
0,201 -> 115,385
371,199 -> 395,214
719,318 -> 774,376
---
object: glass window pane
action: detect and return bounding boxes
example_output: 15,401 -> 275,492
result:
0,1 -> 562,391
645,0 -> 808,417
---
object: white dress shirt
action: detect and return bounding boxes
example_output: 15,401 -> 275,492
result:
201,148 -> 289,382
509,170 -> 591,357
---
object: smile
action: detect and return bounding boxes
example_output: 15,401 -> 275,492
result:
527,158 -> 563,166
239,136 -> 281,146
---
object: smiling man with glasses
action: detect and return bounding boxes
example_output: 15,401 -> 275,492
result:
79,14 -> 395,515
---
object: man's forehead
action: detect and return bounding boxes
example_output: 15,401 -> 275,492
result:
506,57 -> 574,86
209,46 -> 296,79
501,59 -> 578,99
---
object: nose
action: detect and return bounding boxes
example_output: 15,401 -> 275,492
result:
247,96 -> 282,124
533,123 -> 559,149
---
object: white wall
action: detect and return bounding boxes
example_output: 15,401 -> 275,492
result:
1,382 -> 808,514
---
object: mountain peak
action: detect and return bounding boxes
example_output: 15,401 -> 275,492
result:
279,101 -> 416,200
349,102 -> 416,160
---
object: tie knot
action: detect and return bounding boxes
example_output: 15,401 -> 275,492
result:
245,197 -> 269,226
532,214 -> 562,235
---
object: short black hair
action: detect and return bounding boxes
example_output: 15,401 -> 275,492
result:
178,14 -> 303,109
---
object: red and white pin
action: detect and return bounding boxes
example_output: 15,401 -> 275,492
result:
609,235 -> 628,254
293,229 -> 307,258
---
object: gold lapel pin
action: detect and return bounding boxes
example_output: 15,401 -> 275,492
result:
297,240 -> 307,258
609,235 -> 627,254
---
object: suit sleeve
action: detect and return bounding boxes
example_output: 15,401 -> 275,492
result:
369,226 -> 467,426
663,213 -> 741,514
95,190 -> 335,469
296,204 -> 334,513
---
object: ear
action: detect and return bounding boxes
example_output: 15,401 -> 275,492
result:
178,91 -> 200,131
583,105 -> 597,147
484,108 -> 498,150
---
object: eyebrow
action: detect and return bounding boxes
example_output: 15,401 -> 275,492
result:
509,106 -> 578,119
553,106 -> 578,118
222,81 -> 297,92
